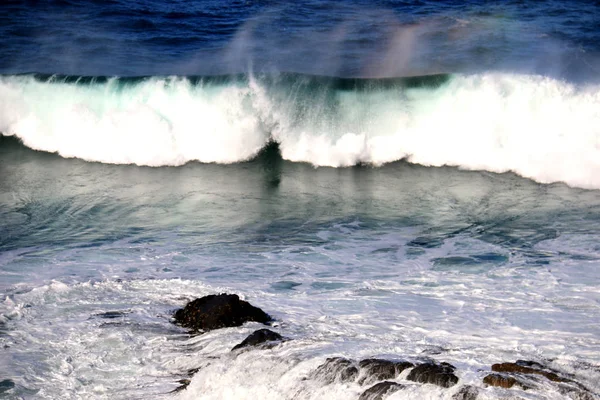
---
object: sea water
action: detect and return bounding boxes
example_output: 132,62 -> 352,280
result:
1,1 -> 600,399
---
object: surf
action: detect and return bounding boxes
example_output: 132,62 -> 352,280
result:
1,72 -> 599,189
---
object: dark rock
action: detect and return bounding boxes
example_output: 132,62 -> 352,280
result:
94,311 -> 129,319
483,373 -> 521,389
406,362 -> 459,388
232,329 -> 284,351
358,381 -> 405,400
171,379 -> 191,393
357,359 -> 414,385
452,385 -> 480,400
312,357 -> 359,384
0,379 -> 15,394
492,362 -> 567,383
173,294 -> 271,332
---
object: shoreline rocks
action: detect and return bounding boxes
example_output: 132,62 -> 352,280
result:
170,294 -> 597,399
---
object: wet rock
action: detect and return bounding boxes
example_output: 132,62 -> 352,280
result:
173,294 -> 271,332
232,328 -> 284,351
171,379 -> 191,393
483,373 -> 521,389
0,379 -> 15,394
312,357 -> 359,384
358,381 -> 405,400
452,385 -> 480,400
485,361 -> 596,398
357,359 -> 414,385
492,361 -> 567,383
406,362 -> 459,388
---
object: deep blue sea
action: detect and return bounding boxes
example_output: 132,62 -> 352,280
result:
1,1 -> 600,399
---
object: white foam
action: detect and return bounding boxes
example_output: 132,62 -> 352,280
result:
0,76 -> 268,166
1,73 -> 600,188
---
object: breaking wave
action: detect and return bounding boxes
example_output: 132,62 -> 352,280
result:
1,72 -> 599,189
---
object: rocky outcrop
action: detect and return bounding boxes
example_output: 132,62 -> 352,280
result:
168,297 -> 598,400
406,362 -> 459,388
358,381 -> 405,400
173,294 -> 271,332
232,328 -> 284,351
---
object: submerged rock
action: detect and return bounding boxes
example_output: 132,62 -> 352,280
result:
487,360 -> 595,399
452,385 -> 480,400
173,293 -> 271,332
406,362 -> 459,388
312,357 -> 359,384
358,381 -> 405,400
357,359 -> 414,385
232,328 -> 284,351
557,384 -> 596,400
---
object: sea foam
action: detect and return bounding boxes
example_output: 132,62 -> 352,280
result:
1,73 -> 599,189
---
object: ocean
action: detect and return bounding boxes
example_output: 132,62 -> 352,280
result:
1,1 -> 600,399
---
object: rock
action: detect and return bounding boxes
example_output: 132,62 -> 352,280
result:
452,385 -> 480,400
358,381 -> 405,400
312,357 -> 359,384
491,362 -> 567,383
406,362 -> 459,388
357,359 -> 414,385
0,379 -> 15,394
173,294 -> 271,332
486,361 -> 596,398
171,379 -> 191,393
483,373 -> 521,389
232,328 -> 284,351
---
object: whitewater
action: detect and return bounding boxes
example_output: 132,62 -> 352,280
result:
2,72 -> 599,189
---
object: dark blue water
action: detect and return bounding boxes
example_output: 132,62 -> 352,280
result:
2,0 -> 600,79
1,1 -> 600,399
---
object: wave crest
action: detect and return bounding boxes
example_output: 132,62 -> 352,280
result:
1,72 -> 599,189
